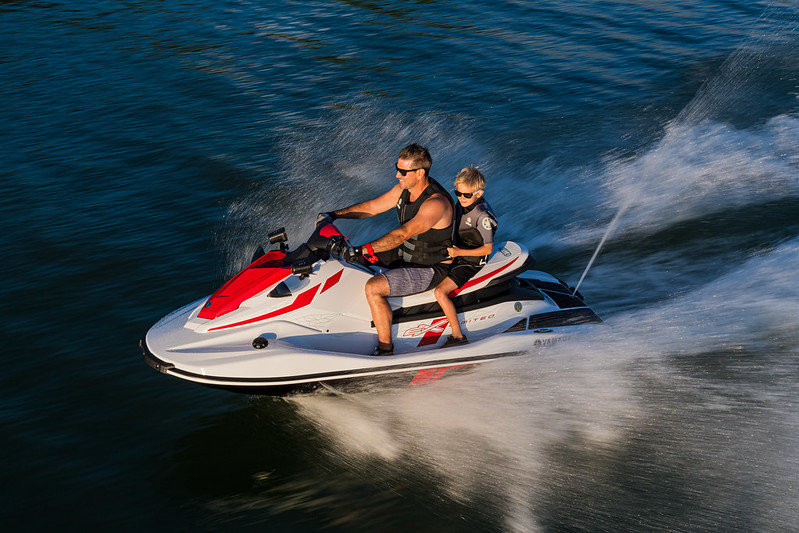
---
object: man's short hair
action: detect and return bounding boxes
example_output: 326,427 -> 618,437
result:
454,165 -> 485,191
398,144 -> 432,173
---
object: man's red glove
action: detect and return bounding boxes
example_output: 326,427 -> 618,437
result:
346,242 -> 379,264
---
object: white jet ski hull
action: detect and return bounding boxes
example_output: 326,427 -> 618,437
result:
142,225 -> 602,395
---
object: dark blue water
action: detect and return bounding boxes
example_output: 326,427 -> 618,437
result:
3,1 -> 799,530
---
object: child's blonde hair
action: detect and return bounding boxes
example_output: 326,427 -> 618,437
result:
454,165 -> 485,191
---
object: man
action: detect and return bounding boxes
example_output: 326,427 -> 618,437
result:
317,144 -> 454,356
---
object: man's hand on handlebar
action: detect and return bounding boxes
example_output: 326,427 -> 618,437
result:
315,212 -> 338,228
346,243 -> 379,264
325,233 -> 378,265
326,235 -> 348,257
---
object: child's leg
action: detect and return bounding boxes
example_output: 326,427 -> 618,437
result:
434,277 -> 463,338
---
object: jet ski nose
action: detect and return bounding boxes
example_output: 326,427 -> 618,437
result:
141,338 -> 175,374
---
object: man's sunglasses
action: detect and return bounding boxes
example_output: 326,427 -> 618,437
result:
454,189 -> 481,199
396,165 -> 422,176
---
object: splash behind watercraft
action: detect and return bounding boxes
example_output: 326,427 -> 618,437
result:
141,223 -> 602,395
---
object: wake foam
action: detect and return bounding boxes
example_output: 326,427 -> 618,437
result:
591,116 -> 799,243
289,237 -> 799,531
612,236 -> 799,354
292,331 -> 639,532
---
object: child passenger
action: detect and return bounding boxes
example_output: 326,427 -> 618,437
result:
435,166 -> 498,348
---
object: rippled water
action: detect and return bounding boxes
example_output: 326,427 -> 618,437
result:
2,1 -> 798,531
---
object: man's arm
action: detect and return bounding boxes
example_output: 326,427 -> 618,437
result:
369,194 -> 450,253
332,184 -> 402,220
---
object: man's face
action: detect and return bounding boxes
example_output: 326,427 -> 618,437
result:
455,183 -> 483,207
395,158 -> 424,190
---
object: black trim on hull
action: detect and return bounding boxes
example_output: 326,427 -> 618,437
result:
528,308 -> 602,328
141,339 -> 175,374
504,318 -> 527,332
141,336 -> 528,396
144,346 -> 519,384
205,365 -> 480,396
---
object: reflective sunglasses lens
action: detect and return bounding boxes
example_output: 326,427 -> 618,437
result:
396,165 -> 417,176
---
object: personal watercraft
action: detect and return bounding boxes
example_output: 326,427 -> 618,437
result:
141,223 -> 603,395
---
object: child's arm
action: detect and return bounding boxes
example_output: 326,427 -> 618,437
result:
449,206 -> 497,258
447,243 -> 493,258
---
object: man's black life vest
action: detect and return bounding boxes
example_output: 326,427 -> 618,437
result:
395,178 -> 454,265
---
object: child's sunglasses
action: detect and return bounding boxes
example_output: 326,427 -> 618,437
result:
454,189 -> 481,199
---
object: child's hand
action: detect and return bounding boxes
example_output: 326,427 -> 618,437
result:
447,246 -> 459,258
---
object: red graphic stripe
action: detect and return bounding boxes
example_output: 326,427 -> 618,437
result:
417,317 -> 449,347
208,283 -> 321,331
450,257 -> 518,296
321,269 -> 343,294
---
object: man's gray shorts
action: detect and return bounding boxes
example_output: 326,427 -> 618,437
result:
382,266 -> 435,297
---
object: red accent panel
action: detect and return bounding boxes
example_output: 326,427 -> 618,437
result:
450,257 -> 519,297
409,368 -> 437,386
417,317 -> 450,347
208,283 -> 321,331
319,224 -> 342,238
198,251 -> 289,320
321,269 -> 343,294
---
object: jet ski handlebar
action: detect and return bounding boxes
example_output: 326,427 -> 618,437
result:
268,222 -> 375,273
325,234 -> 364,266
326,235 -> 352,259
314,224 -> 376,270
